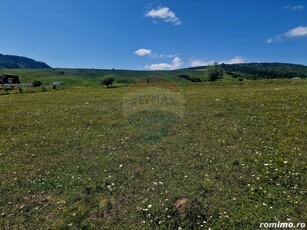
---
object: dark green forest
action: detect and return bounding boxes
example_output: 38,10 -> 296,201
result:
0,54 -> 51,69
221,63 -> 307,79
189,63 -> 307,79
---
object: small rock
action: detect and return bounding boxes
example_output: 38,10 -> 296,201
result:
174,198 -> 193,219
1,212 -> 6,218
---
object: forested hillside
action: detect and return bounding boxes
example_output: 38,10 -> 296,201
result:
189,63 -> 307,79
222,63 -> 307,79
0,54 -> 51,69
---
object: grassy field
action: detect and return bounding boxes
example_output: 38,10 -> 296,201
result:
2,68 -> 213,86
0,78 -> 306,229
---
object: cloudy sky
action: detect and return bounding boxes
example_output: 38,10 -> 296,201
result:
0,0 -> 306,69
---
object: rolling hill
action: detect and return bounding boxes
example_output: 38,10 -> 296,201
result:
1,54 -> 307,86
189,62 -> 307,79
0,54 -> 51,69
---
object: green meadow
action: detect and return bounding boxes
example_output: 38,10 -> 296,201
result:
2,68 -> 211,86
0,71 -> 306,229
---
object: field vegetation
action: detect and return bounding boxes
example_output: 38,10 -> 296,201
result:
0,72 -> 306,229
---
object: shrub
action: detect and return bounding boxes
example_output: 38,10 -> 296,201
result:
226,71 -> 234,75
178,75 -> 191,80
41,86 -> 48,92
232,73 -> 240,78
207,62 -> 224,82
32,80 -> 43,87
2,88 -> 9,95
178,75 -> 202,82
101,77 -> 114,88
190,77 -> 201,82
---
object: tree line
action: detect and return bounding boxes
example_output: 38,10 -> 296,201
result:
188,62 -> 307,79
219,63 -> 307,79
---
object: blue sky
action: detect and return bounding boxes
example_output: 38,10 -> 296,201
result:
0,0 -> 306,69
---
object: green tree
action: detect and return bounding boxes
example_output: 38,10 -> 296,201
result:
207,62 -> 224,82
101,77 -> 114,88
32,80 -> 43,87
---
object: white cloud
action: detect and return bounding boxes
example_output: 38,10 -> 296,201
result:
190,59 -> 209,67
267,26 -> 307,43
152,53 -> 165,58
285,25 -> 307,37
224,56 -> 245,64
167,54 -> 178,58
190,56 -> 245,67
134,49 -> 177,59
284,5 -> 304,11
145,57 -> 182,70
171,57 -> 182,68
266,35 -> 283,43
134,48 -> 152,56
146,7 -> 181,25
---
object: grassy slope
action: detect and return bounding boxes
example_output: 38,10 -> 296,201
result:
2,68 -> 230,86
0,79 -> 306,229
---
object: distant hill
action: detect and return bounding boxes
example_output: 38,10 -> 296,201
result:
189,62 -> 307,79
0,54 -> 51,69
